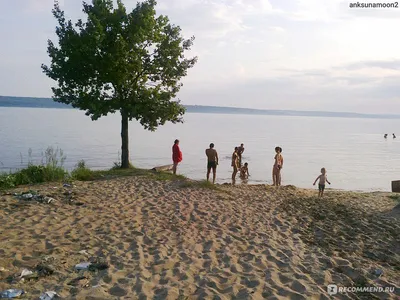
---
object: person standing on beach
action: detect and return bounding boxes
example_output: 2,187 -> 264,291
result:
272,146 -> 283,186
313,168 -> 331,197
172,139 -> 182,175
237,143 -> 245,167
232,147 -> 240,183
205,143 -> 218,184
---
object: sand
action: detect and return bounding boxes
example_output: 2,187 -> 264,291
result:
0,176 -> 399,299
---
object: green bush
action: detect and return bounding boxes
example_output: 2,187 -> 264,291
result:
0,164 -> 67,190
14,165 -> 45,184
0,173 -> 17,189
71,160 -> 94,181
0,146 -> 68,190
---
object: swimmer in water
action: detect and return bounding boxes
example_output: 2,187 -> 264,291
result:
240,162 -> 250,179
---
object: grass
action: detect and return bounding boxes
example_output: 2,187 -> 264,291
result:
0,148 -> 216,191
388,194 -> 400,202
0,147 -> 68,189
71,160 -> 95,181
180,179 -> 219,190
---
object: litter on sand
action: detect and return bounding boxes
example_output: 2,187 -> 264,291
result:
19,269 -> 33,278
18,268 -> 38,281
0,289 -> 25,298
13,191 -> 55,204
75,261 -> 109,271
75,262 -> 91,270
39,291 -> 59,300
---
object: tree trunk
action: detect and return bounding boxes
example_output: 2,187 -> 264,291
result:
121,110 -> 130,168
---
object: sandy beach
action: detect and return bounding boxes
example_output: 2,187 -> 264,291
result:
0,175 -> 399,299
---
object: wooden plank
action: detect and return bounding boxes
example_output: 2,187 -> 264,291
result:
151,164 -> 173,172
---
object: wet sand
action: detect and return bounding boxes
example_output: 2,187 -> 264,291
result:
0,177 -> 399,299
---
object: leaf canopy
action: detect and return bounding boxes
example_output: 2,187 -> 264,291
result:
42,0 -> 197,130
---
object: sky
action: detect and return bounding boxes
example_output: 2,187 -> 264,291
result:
0,0 -> 400,113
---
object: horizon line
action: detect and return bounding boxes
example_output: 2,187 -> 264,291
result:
1,95 -> 400,118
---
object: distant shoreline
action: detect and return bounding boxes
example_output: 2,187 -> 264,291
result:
1,95 -> 400,120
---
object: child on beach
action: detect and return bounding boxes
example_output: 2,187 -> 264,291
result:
240,162 -> 250,179
313,168 -> 331,197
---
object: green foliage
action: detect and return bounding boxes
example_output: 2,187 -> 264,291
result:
0,147 -> 68,190
42,0 -> 197,167
388,194 -> 400,202
71,160 -> 95,181
0,173 -> 17,189
147,171 -> 186,181
180,180 -> 218,190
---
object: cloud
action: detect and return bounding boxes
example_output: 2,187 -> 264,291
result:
24,0 -> 63,14
178,59 -> 400,114
2,0 -> 400,115
343,60 -> 400,71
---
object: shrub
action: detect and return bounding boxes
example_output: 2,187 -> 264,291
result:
0,173 -> 17,189
0,146 -> 68,190
71,160 -> 94,181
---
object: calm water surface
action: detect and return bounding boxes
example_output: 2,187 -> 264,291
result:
1,107 -> 399,191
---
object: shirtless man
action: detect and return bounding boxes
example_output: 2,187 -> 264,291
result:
237,143 -> 245,167
205,143 -> 218,184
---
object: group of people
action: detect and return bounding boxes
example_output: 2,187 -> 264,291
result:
384,133 -> 396,139
230,144 -> 249,183
172,139 -> 331,196
172,140 -> 283,186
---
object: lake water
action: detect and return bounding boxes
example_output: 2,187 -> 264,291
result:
1,107 -> 399,191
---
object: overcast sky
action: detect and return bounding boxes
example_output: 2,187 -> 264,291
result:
1,0 -> 400,113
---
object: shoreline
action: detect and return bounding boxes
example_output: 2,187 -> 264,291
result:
0,173 -> 399,298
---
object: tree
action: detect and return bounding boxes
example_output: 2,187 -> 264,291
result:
42,0 -> 197,168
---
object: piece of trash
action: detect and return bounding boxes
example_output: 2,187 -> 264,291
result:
88,262 -> 109,271
0,267 -> 9,272
374,269 -> 383,277
44,197 -> 55,204
0,289 -> 25,298
67,276 -> 87,286
63,183 -> 72,188
75,262 -> 91,270
35,264 -> 54,277
19,269 -> 33,278
78,250 -> 89,256
13,191 -> 54,204
39,291 -> 58,300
